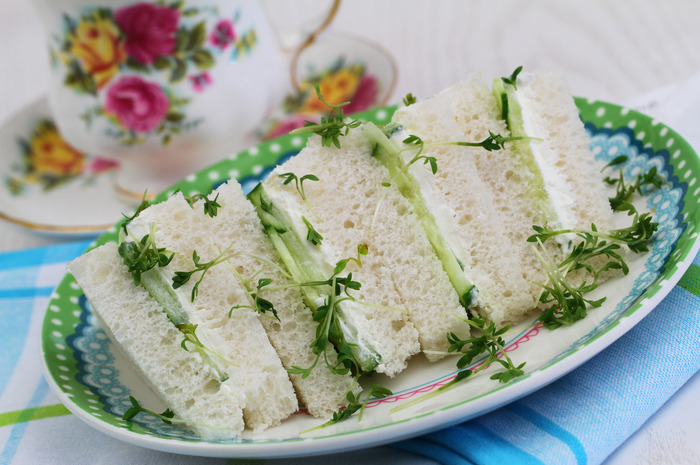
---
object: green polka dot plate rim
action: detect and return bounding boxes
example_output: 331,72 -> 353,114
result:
40,100 -> 700,458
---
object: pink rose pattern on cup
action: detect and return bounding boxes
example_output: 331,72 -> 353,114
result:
104,76 -> 171,133
115,3 -> 179,65
52,2 -> 258,146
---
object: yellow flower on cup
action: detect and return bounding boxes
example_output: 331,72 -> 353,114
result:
265,61 -> 379,139
299,65 -> 363,114
28,121 -> 86,181
6,119 -> 119,196
69,12 -> 126,89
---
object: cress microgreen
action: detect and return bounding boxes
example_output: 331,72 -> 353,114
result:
176,323 -> 233,382
302,216 -> 323,245
447,316 -> 526,384
279,172 -> 321,220
529,211 -> 658,329
602,159 -> 667,213
399,131 -> 532,176
123,395 -> 229,431
501,65 -> 523,89
286,253 -> 371,378
302,382 -> 393,433
181,191 -> 221,218
121,192 -> 150,234
118,224 -> 174,286
391,317 -> 525,413
403,92 -> 417,106
289,82 -> 362,148
228,277 -> 279,321
171,243 -> 236,302
123,396 -> 175,424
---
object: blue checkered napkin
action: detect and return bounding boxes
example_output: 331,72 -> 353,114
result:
393,253 -> 700,465
0,240 -> 91,464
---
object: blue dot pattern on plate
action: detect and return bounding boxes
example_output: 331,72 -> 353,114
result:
238,150 -> 298,194
567,124 -> 688,349
68,275 -> 300,443
69,296 -> 210,440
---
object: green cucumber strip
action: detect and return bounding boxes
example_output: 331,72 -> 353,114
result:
140,268 -> 189,325
492,78 -> 558,227
363,122 -> 477,308
248,183 -> 381,374
118,244 -> 229,382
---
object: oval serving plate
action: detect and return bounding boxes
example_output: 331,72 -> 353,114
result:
40,100 -> 700,458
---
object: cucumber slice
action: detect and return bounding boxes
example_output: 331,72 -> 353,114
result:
493,78 -> 559,229
248,183 -> 381,374
118,239 -> 229,382
363,122 -> 477,308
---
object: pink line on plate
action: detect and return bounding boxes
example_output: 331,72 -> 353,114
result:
366,323 -> 543,408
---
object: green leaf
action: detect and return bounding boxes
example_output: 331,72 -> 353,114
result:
501,65 -> 523,89
153,56 -> 172,69
192,49 -> 215,69
175,27 -> 189,52
403,93 -> 417,106
166,112 -> 185,123
170,58 -> 187,83
302,216 -> 323,245
188,21 -> 207,50
126,56 -> 149,72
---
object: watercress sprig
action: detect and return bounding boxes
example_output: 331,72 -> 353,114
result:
303,383 -> 393,433
123,396 -> 175,424
182,191 -> 221,218
117,225 -> 174,286
289,83 -> 362,148
171,243 -> 236,301
601,155 -> 667,212
228,277 -> 279,321
302,216 -> 323,245
529,212 -> 658,329
278,172 -> 321,220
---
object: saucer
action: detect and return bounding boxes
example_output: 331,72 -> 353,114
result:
0,98 -> 125,236
259,32 -> 398,139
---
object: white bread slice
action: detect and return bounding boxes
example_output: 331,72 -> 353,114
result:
507,70 -> 614,232
264,129 -> 467,366
448,73 -> 553,250
127,191 -> 297,431
391,91 -> 542,327
68,243 -> 245,440
190,180 -> 356,418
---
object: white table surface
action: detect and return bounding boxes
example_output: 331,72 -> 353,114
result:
1,1 -> 699,463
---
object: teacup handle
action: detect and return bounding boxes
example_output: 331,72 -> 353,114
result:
261,0 -> 342,90
288,0 -> 341,90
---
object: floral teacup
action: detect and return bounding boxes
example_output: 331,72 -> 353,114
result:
32,0 -> 337,195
